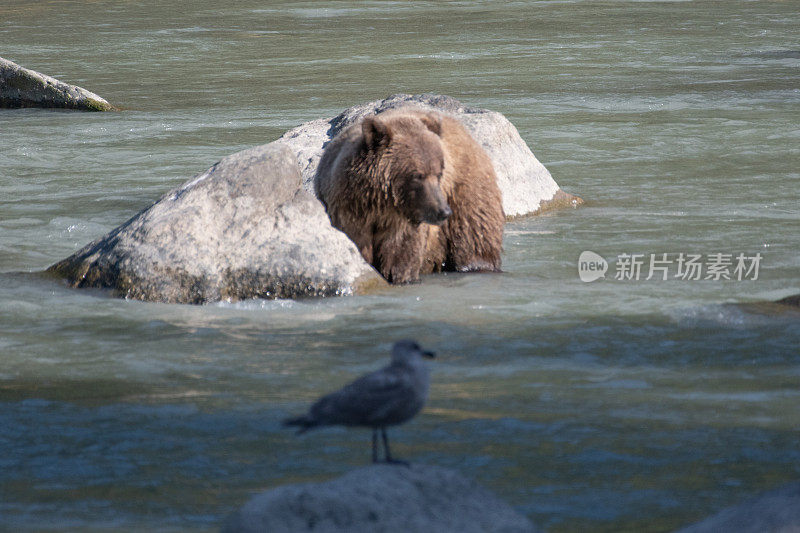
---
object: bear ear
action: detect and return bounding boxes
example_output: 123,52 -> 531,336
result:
362,116 -> 392,149
419,113 -> 442,136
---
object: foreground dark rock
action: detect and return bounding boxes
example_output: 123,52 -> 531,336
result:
48,144 -> 384,303
222,464 -> 538,533
278,93 -> 582,218
776,293 -> 800,307
676,482 -> 800,533
0,57 -> 115,111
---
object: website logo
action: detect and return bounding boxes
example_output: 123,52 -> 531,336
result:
578,251 -> 608,282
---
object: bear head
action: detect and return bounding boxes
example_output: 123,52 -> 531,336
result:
361,112 -> 453,226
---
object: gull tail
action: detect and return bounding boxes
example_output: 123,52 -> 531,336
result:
282,415 -> 318,435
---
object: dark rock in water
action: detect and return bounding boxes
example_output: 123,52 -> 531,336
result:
48,143 -> 384,303
277,93 -> 582,218
776,294 -> 800,307
675,482 -> 800,533
221,464 -> 539,533
746,50 -> 800,60
0,56 -> 115,111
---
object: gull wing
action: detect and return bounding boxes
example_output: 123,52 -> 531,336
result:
309,366 -> 417,427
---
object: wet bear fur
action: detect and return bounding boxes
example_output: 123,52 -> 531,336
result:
314,107 -> 504,284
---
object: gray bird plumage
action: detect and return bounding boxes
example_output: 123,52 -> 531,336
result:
283,339 -> 435,464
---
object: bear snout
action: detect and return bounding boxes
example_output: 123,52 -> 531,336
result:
434,204 -> 453,224
420,202 -> 451,225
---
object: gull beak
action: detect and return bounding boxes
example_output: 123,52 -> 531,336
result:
422,349 -> 436,359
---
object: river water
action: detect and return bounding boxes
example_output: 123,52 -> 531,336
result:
1,1 -> 799,531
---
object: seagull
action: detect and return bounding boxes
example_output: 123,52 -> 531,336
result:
283,340 -> 435,465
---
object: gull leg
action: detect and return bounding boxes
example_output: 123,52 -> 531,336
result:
381,427 -> 409,467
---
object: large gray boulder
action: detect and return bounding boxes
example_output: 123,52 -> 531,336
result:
48,143 -> 384,303
222,464 -> 538,533
278,93 -> 582,218
676,482 -> 800,533
0,56 -> 115,111
48,95 -> 579,303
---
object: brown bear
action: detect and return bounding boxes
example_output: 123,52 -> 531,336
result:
315,107 -> 504,284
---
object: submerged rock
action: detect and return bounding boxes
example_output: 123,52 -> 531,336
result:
222,464 -> 538,533
48,143 -> 384,303
675,481 -> 800,533
0,56 -> 115,111
278,93 -> 582,218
